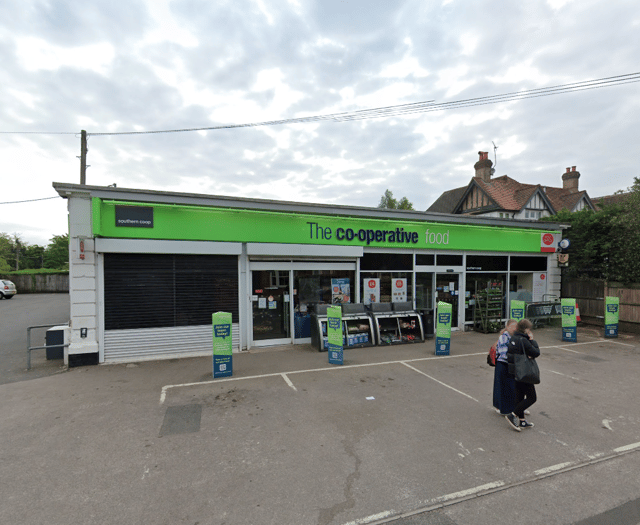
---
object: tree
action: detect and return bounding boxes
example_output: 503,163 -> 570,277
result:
43,234 -> 69,269
542,177 -> 640,283
378,189 -> 414,210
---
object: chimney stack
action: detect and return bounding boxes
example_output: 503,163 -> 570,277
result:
474,151 -> 493,182
562,166 -> 580,194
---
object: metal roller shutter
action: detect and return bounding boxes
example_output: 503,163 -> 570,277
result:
103,253 -> 239,362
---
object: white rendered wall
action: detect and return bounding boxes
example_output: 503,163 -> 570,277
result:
67,195 -> 100,358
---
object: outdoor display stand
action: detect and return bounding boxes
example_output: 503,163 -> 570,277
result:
510,300 -> 525,322
310,304 -> 346,352
341,303 -> 375,348
561,298 -> 577,342
435,301 -> 452,355
605,296 -> 619,338
369,302 -> 424,345
473,281 -> 504,333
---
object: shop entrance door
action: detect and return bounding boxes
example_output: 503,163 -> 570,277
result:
435,274 -> 460,328
251,270 -> 292,346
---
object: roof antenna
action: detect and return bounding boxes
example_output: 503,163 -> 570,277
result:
491,141 -> 498,176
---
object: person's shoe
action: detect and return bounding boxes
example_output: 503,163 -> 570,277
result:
519,419 -> 535,428
505,413 -> 522,432
494,407 -> 501,414
524,410 -> 531,415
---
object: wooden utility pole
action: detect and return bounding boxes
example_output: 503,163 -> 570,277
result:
80,130 -> 87,185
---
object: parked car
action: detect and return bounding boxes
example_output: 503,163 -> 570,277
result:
1,280 -> 17,299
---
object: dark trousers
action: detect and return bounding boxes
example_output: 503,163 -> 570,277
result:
514,381 -> 537,419
493,361 -> 516,415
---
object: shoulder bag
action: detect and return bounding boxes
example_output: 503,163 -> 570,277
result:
514,346 -> 540,384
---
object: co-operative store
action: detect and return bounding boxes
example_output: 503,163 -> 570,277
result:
54,182 -> 563,365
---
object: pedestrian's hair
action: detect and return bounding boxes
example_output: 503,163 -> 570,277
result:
517,319 -> 533,332
506,319 -> 518,327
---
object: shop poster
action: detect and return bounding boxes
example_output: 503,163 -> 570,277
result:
561,298 -> 577,342
533,273 -> 547,302
331,278 -> 351,304
510,300 -> 525,321
392,278 -> 407,303
605,296 -> 619,338
363,278 -> 380,305
327,305 -> 343,365
435,301 -> 452,355
212,312 -> 233,378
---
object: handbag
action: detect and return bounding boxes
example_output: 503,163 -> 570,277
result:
514,350 -> 540,384
487,344 -> 497,367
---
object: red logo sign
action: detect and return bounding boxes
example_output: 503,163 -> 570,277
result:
396,280 -> 404,288
542,233 -> 554,246
368,280 -> 376,288
540,274 -> 546,280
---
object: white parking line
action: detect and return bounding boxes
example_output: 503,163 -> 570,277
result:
341,510 -> 395,525
431,480 -> 506,503
401,362 -> 479,403
534,462 -> 574,475
613,442 -> 640,453
547,369 -> 579,380
281,373 -> 297,391
159,352 -> 487,404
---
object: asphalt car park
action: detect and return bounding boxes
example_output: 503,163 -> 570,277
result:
2,293 -> 640,525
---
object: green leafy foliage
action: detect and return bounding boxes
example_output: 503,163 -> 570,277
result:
542,177 -> 640,283
43,234 -> 69,269
378,189 -> 415,210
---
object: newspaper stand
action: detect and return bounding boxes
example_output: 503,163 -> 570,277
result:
342,303 -> 375,348
370,302 -> 425,345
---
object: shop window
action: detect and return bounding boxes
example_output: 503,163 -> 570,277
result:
416,254 -> 435,266
466,255 -> 508,271
360,272 -> 412,304
294,270 -> 355,314
360,253 -> 413,271
510,256 -> 548,272
436,254 -> 463,266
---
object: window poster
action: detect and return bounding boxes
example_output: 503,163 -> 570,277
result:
392,278 -> 407,303
331,278 -> 351,304
533,273 -> 547,302
363,278 -> 380,304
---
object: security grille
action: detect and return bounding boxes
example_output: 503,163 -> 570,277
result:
104,253 -> 239,330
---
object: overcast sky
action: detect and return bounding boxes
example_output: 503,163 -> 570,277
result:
1,0 -> 639,246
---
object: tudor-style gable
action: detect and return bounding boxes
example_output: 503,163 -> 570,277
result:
426,152 -> 597,219
453,179 -> 498,214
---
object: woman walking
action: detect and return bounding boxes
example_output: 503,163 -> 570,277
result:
505,318 -> 540,431
493,319 -> 518,416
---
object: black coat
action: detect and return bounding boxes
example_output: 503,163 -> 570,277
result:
507,331 -> 540,376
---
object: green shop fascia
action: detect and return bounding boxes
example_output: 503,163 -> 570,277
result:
93,198 -> 556,252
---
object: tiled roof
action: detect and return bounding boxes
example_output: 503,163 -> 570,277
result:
473,176 -> 537,211
543,187 -> 588,212
426,186 -> 468,213
592,192 -> 632,210
430,174 -> 593,215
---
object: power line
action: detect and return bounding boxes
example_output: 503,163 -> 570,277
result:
87,72 -> 640,136
0,72 -> 638,137
0,196 -> 59,205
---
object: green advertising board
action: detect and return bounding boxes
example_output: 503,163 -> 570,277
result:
212,312 -> 233,378
510,300 -> 525,321
93,198 -> 559,253
327,306 -> 343,365
435,301 -> 452,355
561,298 -> 577,342
604,296 -> 620,338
